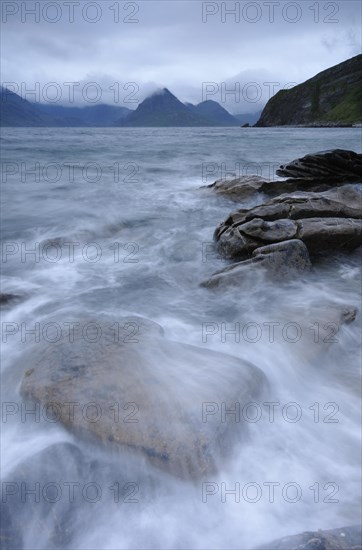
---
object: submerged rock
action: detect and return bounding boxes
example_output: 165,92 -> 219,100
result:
0,293 -> 22,307
257,524 -> 362,550
19,316 -> 266,479
0,443 -> 85,550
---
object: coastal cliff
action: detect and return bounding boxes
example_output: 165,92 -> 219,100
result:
256,55 -> 362,127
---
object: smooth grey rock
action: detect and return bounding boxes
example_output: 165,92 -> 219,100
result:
205,175 -> 268,201
240,218 -> 297,242
202,240 -> 311,287
201,259 -> 255,289
256,524 -> 362,550
298,217 -> 362,254
19,316 -> 266,480
252,239 -> 312,274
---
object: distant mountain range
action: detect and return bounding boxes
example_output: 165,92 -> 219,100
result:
256,54 -> 362,126
37,103 -> 132,126
0,86 -> 259,127
0,88 -> 132,127
117,88 -> 244,126
5,53 -> 359,128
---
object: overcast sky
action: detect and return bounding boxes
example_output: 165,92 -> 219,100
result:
1,0 -> 361,113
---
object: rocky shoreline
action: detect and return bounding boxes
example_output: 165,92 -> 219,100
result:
256,524 -> 362,549
202,149 -> 362,287
9,148 -> 362,549
203,149 -> 362,546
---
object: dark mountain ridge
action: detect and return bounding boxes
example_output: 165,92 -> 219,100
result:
187,100 -> 239,126
1,87 -> 239,127
117,88 -> 237,127
256,55 -> 362,127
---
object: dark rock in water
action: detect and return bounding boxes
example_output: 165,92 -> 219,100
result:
204,150 -> 362,202
205,175 -> 268,201
204,183 -> 361,285
0,503 -> 23,550
204,174 -> 354,202
257,524 -> 362,550
201,240 -> 311,288
0,293 -> 22,307
215,185 -> 362,261
252,239 -> 312,275
0,443 -> 85,550
19,316 -> 266,479
240,218 -> 298,242
297,217 -> 362,254
277,150 -> 362,183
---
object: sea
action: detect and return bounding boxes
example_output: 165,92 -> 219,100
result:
1,127 -> 361,549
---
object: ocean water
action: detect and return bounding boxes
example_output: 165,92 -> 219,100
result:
1,127 -> 361,549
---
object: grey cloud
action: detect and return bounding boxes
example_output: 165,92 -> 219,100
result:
1,0 -> 361,113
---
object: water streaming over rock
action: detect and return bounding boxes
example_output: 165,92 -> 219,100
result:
1,128 -> 361,549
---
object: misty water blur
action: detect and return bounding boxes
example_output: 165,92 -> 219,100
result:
1,128 -> 361,549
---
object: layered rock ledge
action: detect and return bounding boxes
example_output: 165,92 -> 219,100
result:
205,150 -> 362,201
203,150 -> 362,286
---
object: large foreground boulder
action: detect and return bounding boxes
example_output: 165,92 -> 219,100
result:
19,316 -> 266,479
257,524 -> 362,550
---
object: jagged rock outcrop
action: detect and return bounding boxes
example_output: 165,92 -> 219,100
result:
256,54 -> 362,126
203,150 -> 362,285
214,185 -> 362,262
277,149 -> 362,182
204,150 -> 362,201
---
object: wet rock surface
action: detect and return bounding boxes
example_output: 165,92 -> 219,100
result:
211,185 -> 362,275
257,524 -> 362,550
202,240 -> 312,288
0,293 -> 22,307
19,316 -> 266,480
277,149 -> 362,183
204,150 -> 362,201
204,150 -> 362,285
205,175 -> 270,201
